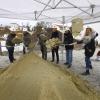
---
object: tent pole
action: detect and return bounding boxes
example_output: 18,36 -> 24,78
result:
61,16 -> 65,61
63,0 -> 91,16
37,0 -> 52,19
34,11 -> 37,20
33,0 -> 52,8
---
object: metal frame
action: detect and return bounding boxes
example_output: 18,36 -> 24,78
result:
36,0 -> 52,19
39,14 -> 62,22
65,8 -> 91,22
0,8 -> 15,14
63,0 -> 92,16
33,0 -> 52,8
32,0 -> 93,23
53,0 -> 63,9
0,0 -> 100,24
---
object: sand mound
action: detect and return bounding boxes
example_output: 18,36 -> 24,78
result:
0,52 -> 99,100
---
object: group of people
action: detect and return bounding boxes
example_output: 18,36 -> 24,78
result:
39,27 -> 98,75
5,27 -> 98,76
6,31 -> 32,63
39,28 -> 60,63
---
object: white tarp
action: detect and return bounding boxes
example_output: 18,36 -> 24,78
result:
0,0 -> 100,24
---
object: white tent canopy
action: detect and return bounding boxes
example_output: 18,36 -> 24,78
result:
0,0 -> 100,24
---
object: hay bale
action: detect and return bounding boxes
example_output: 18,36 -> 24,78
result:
12,33 -> 23,44
46,38 -> 62,49
12,37 -> 23,44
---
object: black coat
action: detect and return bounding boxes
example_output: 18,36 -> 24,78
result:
64,31 -> 74,50
51,31 -> 59,38
51,30 -> 60,49
6,33 -> 16,47
84,39 -> 95,57
23,32 -> 31,47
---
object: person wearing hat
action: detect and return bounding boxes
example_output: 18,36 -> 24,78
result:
6,32 -> 16,63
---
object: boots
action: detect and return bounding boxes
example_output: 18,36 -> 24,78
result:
64,62 -> 68,65
89,65 -> 93,69
81,70 -> 90,75
67,65 -> 71,68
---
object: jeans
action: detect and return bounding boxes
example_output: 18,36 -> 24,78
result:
66,50 -> 73,66
7,47 -> 14,63
85,56 -> 92,70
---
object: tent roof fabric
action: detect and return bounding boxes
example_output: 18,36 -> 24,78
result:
0,0 -> 100,24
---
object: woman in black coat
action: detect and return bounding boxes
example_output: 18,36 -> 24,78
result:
81,28 -> 98,75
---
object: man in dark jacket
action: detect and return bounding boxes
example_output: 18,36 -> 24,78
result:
39,32 -> 47,60
23,31 -> 32,54
6,32 -> 16,63
51,28 -> 60,64
64,30 -> 74,68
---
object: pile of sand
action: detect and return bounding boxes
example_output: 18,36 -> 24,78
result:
0,52 -> 99,100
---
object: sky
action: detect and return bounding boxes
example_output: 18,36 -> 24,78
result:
0,18 -> 37,26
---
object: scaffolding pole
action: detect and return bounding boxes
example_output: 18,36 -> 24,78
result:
61,16 -> 65,61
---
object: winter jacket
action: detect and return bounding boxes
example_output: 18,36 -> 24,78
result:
23,32 -> 31,47
51,30 -> 60,49
39,33 -> 47,46
64,31 -> 74,50
84,38 -> 95,57
6,33 -> 16,47
51,31 -> 59,38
